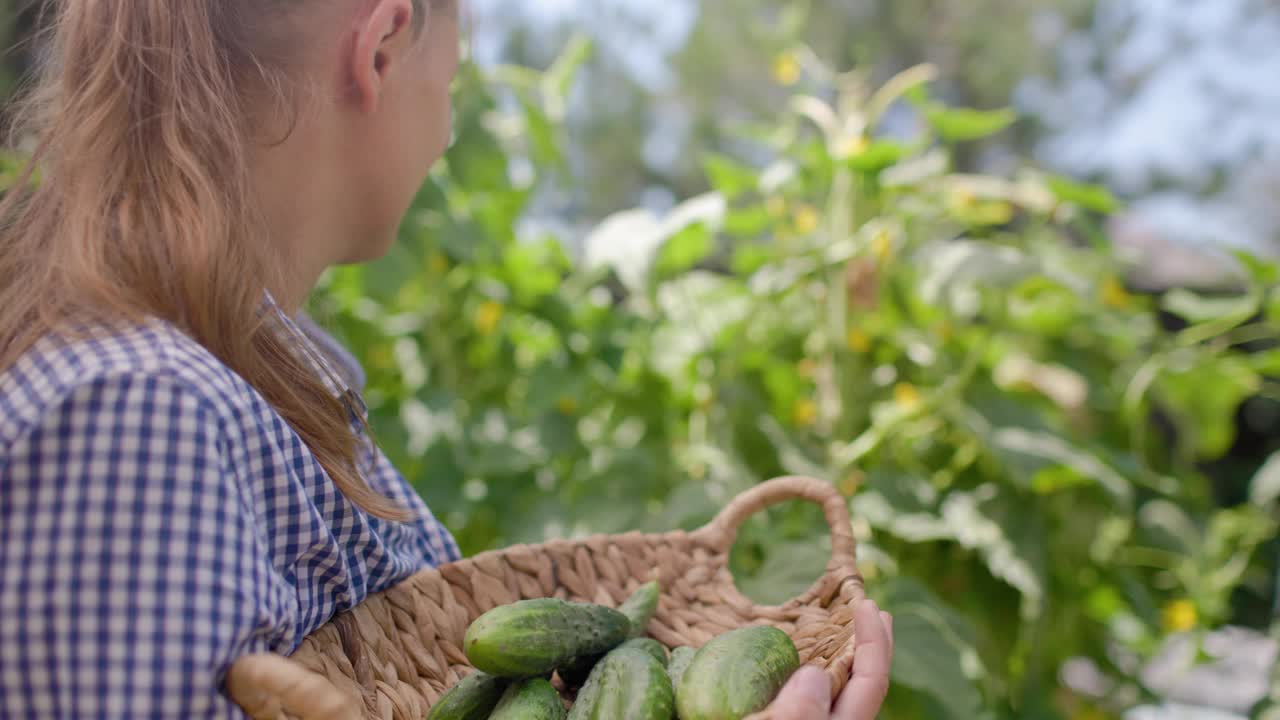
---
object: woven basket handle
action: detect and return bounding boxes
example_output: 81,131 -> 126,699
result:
704,476 -> 858,600
225,653 -> 361,720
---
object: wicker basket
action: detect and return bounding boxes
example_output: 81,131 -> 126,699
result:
226,476 -> 864,719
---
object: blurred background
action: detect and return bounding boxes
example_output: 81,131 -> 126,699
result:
4,0 -> 1280,718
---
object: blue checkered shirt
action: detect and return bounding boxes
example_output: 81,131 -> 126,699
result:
0,303 -> 460,718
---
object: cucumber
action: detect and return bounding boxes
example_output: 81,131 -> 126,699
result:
666,646 -> 696,694
567,645 -> 675,720
556,581 -> 663,688
559,636 -> 669,689
464,598 -> 630,678
426,671 -> 507,720
618,581 -> 661,638
675,626 -> 800,720
488,678 -> 566,720
618,638 -> 668,667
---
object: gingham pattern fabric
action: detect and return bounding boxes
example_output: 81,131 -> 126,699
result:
0,302 -> 460,718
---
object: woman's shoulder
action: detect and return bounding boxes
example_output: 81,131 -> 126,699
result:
0,318 -> 252,450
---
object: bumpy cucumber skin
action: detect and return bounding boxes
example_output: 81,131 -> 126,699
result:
558,580 -> 664,688
666,646 -> 696,694
488,678 -> 567,720
618,581 -> 661,638
567,646 -> 675,720
675,626 -> 801,720
464,598 -> 630,678
425,671 -> 507,720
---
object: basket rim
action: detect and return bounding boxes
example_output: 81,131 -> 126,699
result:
226,475 -> 862,719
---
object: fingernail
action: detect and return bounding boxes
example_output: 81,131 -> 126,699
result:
790,666 -> 831,707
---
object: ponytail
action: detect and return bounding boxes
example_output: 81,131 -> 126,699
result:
0,1 -> 412,521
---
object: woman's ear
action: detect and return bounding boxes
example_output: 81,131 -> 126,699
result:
349,0 -> 416,113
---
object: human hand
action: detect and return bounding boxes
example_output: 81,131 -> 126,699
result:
770,599 -> 894,720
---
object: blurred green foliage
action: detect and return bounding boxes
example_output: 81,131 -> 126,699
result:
1,2 -> 1275,716
306,47 -> 1280,718
494,0 -> 1095,219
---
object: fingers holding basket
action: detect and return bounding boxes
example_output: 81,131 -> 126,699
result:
832,599 -> 893,720
768,599 -> 892,720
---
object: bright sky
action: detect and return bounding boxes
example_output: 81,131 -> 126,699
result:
468,0 -> 1280,255
469,0 -> 698,90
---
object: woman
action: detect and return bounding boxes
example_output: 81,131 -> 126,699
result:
0,1 -> 891,717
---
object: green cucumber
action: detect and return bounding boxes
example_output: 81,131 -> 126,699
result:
425,671 -> 507,720
618,581 -> 661,638
557,582 -> 664,688
666,646 -> 696,694
488,678 -> 566,720
675,626 -> 800,720
567,646 -> 675,720
618,638 -> 667,667
559,636 -> 669,689
464,598 -> 630,678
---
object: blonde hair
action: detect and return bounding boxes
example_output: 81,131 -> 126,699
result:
0,1 -> 421,520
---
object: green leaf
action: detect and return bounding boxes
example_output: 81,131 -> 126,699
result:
518,96 -> 561,171
542,35 -> 594,106
1006,276 -> 1079,336
942,489 -> 1045,618
1248,349 -> 1280,375
1156,354 -> 1260,459
655,224 -> 714,276
1250,451 -> 1280,508
846,141 -> 911,173
1029,466 -> 1093,494
724,206 -> 773,237
735,538 -> 831,606
703,152 -> 759,199
917,240 -> 1039,314
876,578 -> 989,719
1161,288 -> 1260,325
503,239 -> 568,304
1230,250 -> 1278,285
852,471 -> 954,543
1044,175 -> 1121,214
989,427 -> 1133,505
923,106 -> 1017,142
731,243 -> 774,275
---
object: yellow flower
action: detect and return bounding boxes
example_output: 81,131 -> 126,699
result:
793,204 -> 820,235
1162,599 -> 1197,633
893,383 -> 923,411
982,201 -> 1016,225
772,52 -> 802,86
836,134 -> 870,159
1101,277 -> 1132,310
792,399 -> 818,427
846,328 -> 871,354
837,470 -> 864,497
557,396 -> 579,415
871,231 -> 894,263
474,300 -> 504,335
949,187 -> 978,209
